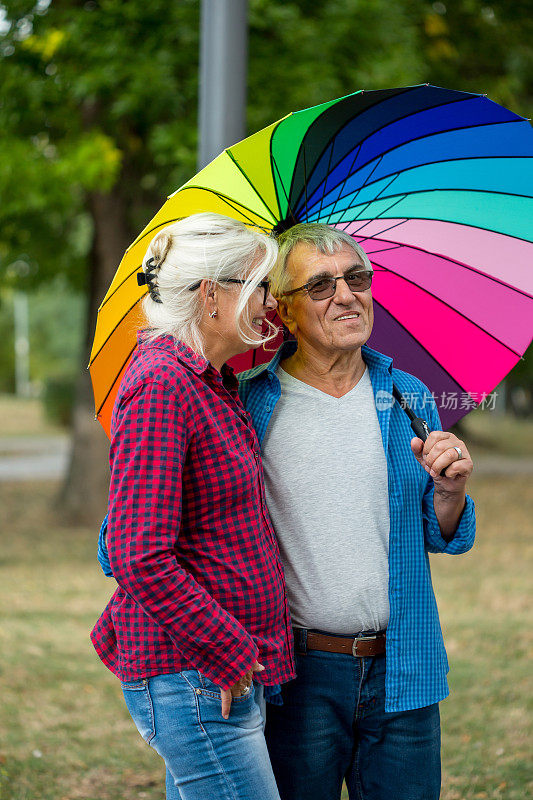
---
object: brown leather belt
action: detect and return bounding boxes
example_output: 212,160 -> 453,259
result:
302,630 -> 386,657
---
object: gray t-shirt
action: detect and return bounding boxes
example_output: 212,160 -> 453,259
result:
261,365 -> 390,634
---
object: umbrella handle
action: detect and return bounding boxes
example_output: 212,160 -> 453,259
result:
410,417 -> 447,477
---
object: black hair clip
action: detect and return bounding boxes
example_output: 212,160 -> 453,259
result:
138,257 -> 162,303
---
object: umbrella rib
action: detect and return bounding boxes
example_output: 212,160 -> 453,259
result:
98,187 -> 276,315
290,84 -> 421,211
89,298 -> 141,367
362,244 -> 404,255
184,186 -> 276,226
334,158 -> 397,230
306,149 -> 533,218
353,210 -> 533,247
292,91 -> 478,212
372,298 -> 470,396
324,144 -> 362,225
358,229 -> 533,300
370,258 -> 524,357
336,155 -> 387,228
126,185 -> 276,260
94,343 -> 137,418
271,149 -> 298,224
303,145 -> 310,222
342,193 -> 409,230
384,183 -> 533,202
317,139 -> 336,220
349,216 -> 411,239
269,115 -> 294,220
98,264 -> 144,312
325,186 -> 533,237
98,185 -> 280,317
296,102 -> 526,214
225,149 -> 279,222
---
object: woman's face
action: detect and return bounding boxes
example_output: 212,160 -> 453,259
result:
215,277 -> 278,354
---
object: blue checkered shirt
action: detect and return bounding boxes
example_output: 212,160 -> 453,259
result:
238,341 -> 476,713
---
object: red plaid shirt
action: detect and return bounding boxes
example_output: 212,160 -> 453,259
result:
90,334 -> 295,690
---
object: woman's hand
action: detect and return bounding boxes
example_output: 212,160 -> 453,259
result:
220,661 -> 265,719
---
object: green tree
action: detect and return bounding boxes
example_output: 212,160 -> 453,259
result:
1,0 -> 200,521
0,0 -> 530,520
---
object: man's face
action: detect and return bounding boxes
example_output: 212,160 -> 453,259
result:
278,242 -> 374,356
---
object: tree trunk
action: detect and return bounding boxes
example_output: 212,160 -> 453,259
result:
57,186 -> 133,526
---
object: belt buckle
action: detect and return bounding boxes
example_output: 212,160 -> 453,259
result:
352,633 -> 377,657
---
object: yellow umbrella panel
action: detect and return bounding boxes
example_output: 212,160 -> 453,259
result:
89,135 -> 282,437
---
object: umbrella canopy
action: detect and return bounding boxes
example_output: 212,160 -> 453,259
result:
90,84 -> 533,436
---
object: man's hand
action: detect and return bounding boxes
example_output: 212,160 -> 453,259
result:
411,431 -> 474,541
220,661 -> 265,719
411,430 -> 473,488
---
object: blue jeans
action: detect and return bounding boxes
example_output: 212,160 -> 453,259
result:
122,670 -> 281,800
265,641 -> 441,800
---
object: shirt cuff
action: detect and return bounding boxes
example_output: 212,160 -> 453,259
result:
197,635 -> 259,691
423,490 -> 476,554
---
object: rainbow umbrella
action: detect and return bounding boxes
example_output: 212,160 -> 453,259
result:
90,84 -> 533,435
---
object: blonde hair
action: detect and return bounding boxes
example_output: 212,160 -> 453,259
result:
141,213 -> 278,356
270,223 -> 372,297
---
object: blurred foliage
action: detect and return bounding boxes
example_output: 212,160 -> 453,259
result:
0,0 -> 201,294
0,278 -> 84,393
0,293 -> 16,393
27,277 -> 85,382
0,0 -> 531,391
42,373 -> 75,425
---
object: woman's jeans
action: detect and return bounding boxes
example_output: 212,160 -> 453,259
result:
122,670 -> 281,800
265,648 -> 441,800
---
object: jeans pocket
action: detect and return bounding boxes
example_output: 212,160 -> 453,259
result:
230,682 -> 256,704
121,678 -> 156,744
197,672 -> 255,704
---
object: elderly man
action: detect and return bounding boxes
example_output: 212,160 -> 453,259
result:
238,223 -> 475,800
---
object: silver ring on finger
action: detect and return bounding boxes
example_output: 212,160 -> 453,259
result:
453,446 -> 463,460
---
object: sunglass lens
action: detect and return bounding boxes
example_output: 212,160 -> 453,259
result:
308,278 -> 335,299
346,273 -> 372,291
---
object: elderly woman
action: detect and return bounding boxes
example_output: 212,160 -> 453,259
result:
91,213 -> 294,800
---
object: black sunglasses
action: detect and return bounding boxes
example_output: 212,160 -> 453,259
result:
280,268 -> 373,301
188,279 -> 271,305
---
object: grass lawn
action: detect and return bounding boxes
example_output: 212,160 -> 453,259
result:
0,475 -> 531,800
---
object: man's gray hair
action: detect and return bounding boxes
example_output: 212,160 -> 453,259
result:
270,223 -> 372,297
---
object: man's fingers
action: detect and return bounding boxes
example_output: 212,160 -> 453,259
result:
410,437 -> 424,458
220,688 -> 232,719
422,431 -> 452,458
431,449 -> 472,479
251,661 -> 265,673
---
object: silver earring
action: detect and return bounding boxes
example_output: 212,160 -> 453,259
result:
209,309 -> 217,318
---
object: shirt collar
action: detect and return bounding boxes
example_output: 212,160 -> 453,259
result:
136,332 -> 238,389
240,339 -> 393,381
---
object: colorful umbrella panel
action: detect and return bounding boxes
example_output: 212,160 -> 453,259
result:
90,84 -> 533,435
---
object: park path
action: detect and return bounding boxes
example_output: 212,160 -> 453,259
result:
0,435 -> 532,481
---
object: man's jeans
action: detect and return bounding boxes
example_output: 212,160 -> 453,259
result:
122,670 -> 281,800
265,643 -> 441,800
